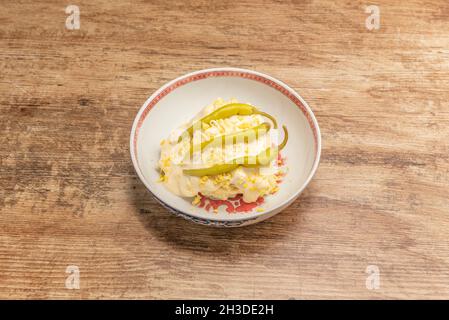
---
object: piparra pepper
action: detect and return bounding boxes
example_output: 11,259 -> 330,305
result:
183,125 -> 288,177
189,122 -> 271,155
178,103 -> 278,142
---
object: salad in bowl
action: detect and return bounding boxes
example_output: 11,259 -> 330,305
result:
130,68 -> 321,227
158,98 -> 288,213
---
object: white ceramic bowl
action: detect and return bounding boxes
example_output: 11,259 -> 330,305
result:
130,68 -> 321,227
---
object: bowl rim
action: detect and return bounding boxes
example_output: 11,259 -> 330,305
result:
130,67 -> 322,222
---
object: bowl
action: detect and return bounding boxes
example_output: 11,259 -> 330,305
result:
130,68 -> 321,227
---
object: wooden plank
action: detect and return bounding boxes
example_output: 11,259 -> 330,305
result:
1,0 -> 449,299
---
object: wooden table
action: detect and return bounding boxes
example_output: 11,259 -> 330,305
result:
1,0 -> 449,299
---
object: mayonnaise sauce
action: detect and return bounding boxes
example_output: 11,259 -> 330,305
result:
158,99 -> 282,203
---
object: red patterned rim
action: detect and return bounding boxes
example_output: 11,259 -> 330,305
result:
133,70 -> 319,161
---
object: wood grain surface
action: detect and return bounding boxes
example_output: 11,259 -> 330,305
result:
1,0 -> 449,299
